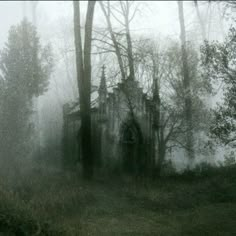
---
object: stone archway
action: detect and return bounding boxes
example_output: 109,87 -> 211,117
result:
119,118 -> 143,173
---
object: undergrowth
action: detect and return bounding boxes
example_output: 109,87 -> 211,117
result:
0,163 -> 235,235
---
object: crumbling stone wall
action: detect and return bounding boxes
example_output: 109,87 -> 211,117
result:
62,76 -> 155,173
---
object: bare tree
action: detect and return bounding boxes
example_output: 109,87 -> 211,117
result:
73,1 -> 96,179
119,1 -> 135,80
194,0 -> 207,40
99,1 -> 139,81
99,2 -> 126,80
193,1 -> 226,41
178,1 -> 195,163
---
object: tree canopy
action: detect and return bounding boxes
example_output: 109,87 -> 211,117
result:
0,19 -> 53,160
201,27 -> 236,147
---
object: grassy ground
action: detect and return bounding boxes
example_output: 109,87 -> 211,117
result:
0,164 -> 236,235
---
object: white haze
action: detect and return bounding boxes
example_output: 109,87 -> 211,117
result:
0,1 -> 229,169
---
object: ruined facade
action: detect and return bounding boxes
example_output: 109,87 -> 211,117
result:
62,67 -> 156,173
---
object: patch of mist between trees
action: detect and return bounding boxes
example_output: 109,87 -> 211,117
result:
0,1 -> 234,174
165,147 -> 222,173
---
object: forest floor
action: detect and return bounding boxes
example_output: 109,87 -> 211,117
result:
0,164 -> 236,235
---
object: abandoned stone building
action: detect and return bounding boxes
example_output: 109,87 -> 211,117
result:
62,67 -> 157,172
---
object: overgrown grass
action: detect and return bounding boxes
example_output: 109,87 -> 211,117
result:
0,163 -> 236,235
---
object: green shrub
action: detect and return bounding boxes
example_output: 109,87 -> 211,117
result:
0,187 -> 65,235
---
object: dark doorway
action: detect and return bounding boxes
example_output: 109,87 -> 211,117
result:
120,119 -> 143,174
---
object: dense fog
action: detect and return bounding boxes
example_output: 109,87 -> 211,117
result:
0,1 -> 230,168
0,1 -> 236,235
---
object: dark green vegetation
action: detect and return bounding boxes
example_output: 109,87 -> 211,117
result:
0,2 -> 236,235
0,164 -> 236,235
0,19 -> 52,162
201,27 -> 236,147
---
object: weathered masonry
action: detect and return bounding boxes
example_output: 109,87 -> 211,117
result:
62,67 -> 157,173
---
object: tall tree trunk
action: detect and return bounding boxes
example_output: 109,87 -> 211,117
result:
121,1 -> 135,80
217,2 -> 226,39
99,1 -> 126,80
152,55 -> 161,176
156,141 -> 166,177
194,1 -> 207,41
31,1 -> 41,159
178,1 -> 194,163
73,1 -> 96,179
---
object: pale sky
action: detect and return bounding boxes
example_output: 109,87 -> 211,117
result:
0,1 -> 228,162
0,1 -> 226,103
0,1 -> 193,47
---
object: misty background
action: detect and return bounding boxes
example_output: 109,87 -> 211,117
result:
0,2 -> 236,235
0,1 -> 229,170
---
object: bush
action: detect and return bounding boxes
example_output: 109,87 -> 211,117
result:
0,187 -> 65,235
161,160 -> 176,176
224,151 -> 236,166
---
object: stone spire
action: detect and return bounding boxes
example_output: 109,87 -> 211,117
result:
99,65 -> 107,116
99,65 -> 107,98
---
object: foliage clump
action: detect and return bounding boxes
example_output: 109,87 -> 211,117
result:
201,27 -> 236,147
0,19 -> 53,160
0,188 -> 64,235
